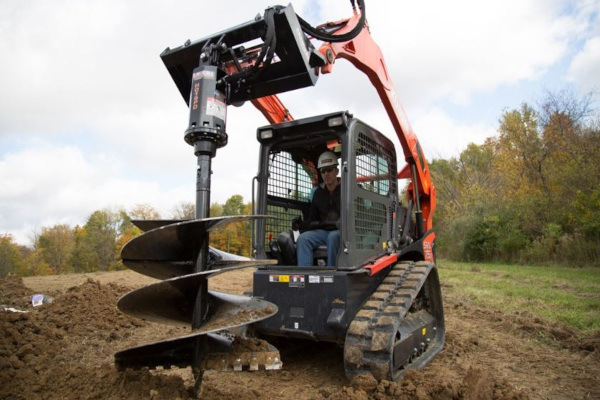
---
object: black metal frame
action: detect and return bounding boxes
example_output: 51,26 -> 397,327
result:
160,4 -> 325,106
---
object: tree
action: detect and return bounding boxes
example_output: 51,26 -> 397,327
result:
171,201 -> 195,219
129,204 -> 161,220
36,224 -> 75,274
209,195 -> 253,256
81,210 -> 119,271
70,226 -> 95,273
0,234 -> 26,277
210,203 -> 224,217
223,194 -> 246,216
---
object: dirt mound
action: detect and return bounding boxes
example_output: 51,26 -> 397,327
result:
1,275 -> 32,309
1,270 -> 598,400
0,276 -> 193,400
334,367 -> 528,400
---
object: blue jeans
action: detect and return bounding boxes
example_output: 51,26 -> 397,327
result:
296,229 -> 340,266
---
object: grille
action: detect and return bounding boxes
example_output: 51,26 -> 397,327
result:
267,151 -> 313,201
264,151 -> 312,249
352,132 -> 396,250
353,198 -> 387,249
355,133 -> 397,195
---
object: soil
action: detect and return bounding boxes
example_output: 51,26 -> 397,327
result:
1,267 -> 598,400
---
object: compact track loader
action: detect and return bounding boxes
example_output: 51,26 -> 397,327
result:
114,1 -> 445,395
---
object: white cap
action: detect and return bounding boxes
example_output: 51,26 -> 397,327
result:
317,151 -> 338,169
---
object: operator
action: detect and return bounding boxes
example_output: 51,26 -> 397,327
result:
296,151 -> 341,266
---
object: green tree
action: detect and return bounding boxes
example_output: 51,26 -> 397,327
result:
210,203 -> 224,217
70,226 -> 96,273
210,195 -> 252,256
36,224 -> 75,274
0,234 -> 27,277
81,210 -> 119,271
223,194 -> 246,216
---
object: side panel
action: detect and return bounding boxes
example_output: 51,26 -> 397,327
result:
338,120 -> 398,270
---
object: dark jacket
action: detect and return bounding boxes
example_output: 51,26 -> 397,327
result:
307,183 -> 341,230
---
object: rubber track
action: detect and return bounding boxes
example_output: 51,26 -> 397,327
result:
344,261 -> 433,380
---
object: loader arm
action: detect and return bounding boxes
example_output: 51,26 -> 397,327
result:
250,10 -> 435,235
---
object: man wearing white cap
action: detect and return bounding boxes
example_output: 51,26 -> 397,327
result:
296,150 -> 341,266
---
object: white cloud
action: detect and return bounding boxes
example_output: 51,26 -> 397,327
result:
412,108 -> 497,160
0,143 -> 193,245
568,36 -> 600,93
310,0 -> 579,108
0,0 -> 597,246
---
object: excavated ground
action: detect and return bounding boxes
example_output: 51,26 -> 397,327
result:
1,267 -> 598,400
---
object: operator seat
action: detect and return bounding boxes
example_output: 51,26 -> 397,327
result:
274,233 -> 329,266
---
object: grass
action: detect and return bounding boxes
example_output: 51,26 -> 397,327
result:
437,260 -> 600,333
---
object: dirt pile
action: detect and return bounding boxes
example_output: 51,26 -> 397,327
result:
335,367 -> 527,400
0,276 -> 193,400
1,270 -> 598,400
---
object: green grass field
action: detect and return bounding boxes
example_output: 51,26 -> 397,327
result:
438,260 -> 600,333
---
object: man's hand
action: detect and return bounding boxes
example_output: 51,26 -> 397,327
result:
292,216 -> 303,231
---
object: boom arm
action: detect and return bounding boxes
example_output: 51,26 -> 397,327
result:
159,1 -> 435,236
251,12 -> 436,234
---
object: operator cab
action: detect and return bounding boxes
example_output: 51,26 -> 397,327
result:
253,111 -> 400,271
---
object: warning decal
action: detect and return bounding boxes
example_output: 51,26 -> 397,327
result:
269,274 -> 305,287
309,275 -> 334,284
206,97 -> 226,121
289,275 -> 305,288
269,275 -> 289,283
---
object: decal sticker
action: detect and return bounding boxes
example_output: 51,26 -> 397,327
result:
290,275 -> 304,287
309,275 -> 334,284
270,275 -> 305,287
191,82 -> 200,110
192,70 -> 215,80
206,96 -> 226,120
423,232 -> 435,262
269,275 -> 289,283
289,275 -> 305,288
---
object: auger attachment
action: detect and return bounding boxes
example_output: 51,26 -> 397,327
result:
114,40 -> 281,395
115,22 -> 287,395
115,217 -> 281,397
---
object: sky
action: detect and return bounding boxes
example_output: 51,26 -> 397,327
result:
1,0 -> 599,247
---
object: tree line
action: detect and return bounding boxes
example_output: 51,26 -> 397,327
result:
0,196 -> 254,277
431,89 -> 599,266
1,89 -> 598,277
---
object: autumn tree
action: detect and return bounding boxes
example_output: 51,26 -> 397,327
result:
34,224 -> 75,274
128,204 -> 161,220
210,195 -> 253,256
73,210 -> 120,271
433,89 -> 599,265
0,234 -> 27,277
171,201 -> 195,219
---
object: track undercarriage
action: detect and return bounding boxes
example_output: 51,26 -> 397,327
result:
344,262 -> 445,381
